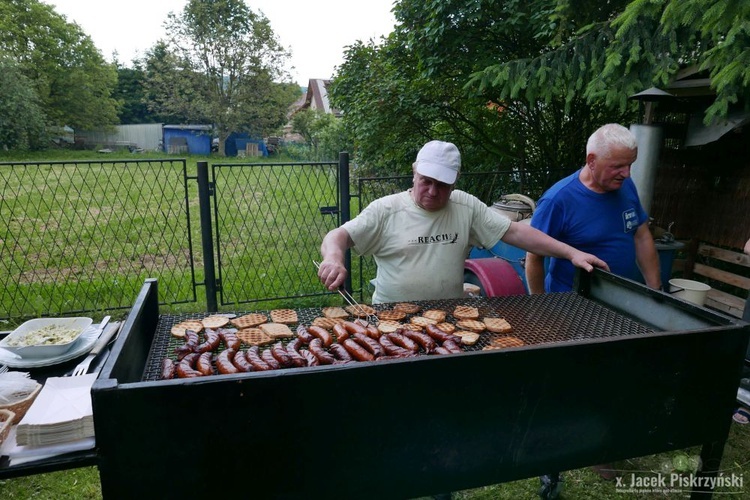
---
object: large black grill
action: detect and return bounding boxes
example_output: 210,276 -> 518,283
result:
93,271 -> 749,500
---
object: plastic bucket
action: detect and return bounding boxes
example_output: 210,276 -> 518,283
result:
668,278 -> 711,306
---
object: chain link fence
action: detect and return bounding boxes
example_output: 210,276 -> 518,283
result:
0,159 -> 196,321
1,157 -> 570,321
211,161 -> 340,306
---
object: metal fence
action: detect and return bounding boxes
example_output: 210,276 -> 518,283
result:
210,159 -> 341,307
1,155 -> 562,321
0,159 -> 196,321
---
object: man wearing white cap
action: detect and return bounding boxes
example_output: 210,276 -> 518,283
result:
318,140 -> 609,303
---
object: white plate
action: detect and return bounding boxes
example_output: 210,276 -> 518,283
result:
0,326 -> 100,368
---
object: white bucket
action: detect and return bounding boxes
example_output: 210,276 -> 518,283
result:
669,278 -> 711,306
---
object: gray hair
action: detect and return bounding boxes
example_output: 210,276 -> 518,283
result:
586,124 -> 637,156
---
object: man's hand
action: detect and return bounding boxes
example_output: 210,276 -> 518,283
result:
570,250 -> 609,273
318,227 -> 354,291
317,260 -> 348,291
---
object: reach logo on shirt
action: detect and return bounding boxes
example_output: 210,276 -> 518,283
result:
622,208 -> 639,232
409,233 -> 459,245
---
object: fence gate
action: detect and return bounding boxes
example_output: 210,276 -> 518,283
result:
208,157 -> 342,307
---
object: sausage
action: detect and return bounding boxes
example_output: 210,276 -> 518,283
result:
309,338 -> 335,365
307,325 -> 333,347
402,330 -> 437,353
161,358 -> 175,379
245,346 -> 272,371
174,330 -> 200,359
176,353 -> 202,378
442,339 -> 463,354
387,332 -> 419,353
271,341 -> 293,367
232,348 -> 254,372
329,343 -> 353,361
342,321 -> 367,336
300,349 -> 319,366
353,332 -> 384,358
296,324 -> 315,344
261,348 -> 281,369
433,346 -> 452,355
216,349 -> 240,374
196,328 -> 221,353
196,351 -> 214,376
185,330 -> 200,346
332,323 -> 350,343
285,339 -> 307,367
379,334 -> 412,356
364,324 -> 381,339
425,324 -> 462,345
219,329 -> 242,351
342,338 -> 375,362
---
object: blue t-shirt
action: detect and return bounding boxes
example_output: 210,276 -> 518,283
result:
530,170 -> 648,292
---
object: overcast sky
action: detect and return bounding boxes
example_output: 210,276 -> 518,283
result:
46,0 -> 397,87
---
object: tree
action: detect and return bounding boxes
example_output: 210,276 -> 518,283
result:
333,0 -> 749,182
0,57 -> 47,150
145,0 -> 300,155
604,0 -> 750,122
468,0 -> 750,124
0,0 -> 119,134
115,62 -> 156,125
331,0 -> 631,179
291,109 -> 350,160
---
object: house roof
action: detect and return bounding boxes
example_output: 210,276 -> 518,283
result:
301,79 -> 341,117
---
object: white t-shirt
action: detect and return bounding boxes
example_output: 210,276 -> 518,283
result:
342,189 -> 511,303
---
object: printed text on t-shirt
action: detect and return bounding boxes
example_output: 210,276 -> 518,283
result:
622,208 -> 638,232
409,233 -> 459,245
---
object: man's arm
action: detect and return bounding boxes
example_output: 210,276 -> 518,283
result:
525,252 -> 546,294
634,223 -> 662,290
501,221 -> 609,273
318,227 -> 354,291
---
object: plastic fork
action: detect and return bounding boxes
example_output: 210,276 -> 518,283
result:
0,365 -> 8,374
313,260 -> 378,326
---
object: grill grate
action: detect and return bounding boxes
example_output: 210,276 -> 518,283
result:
142,293 -> 654,381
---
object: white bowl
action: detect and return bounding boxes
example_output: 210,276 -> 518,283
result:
0,317 -> 93,358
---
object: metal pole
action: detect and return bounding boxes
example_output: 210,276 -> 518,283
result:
629,124 -> 663,216
197,161 -> 218,312
338,152 -> 352,294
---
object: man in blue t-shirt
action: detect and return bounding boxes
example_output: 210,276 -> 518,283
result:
526,123 -> 661,294
526,123 -> 661,500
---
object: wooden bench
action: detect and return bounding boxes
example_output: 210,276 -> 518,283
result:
677,241 -> 750,318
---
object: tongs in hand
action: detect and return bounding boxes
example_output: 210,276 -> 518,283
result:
313,260 -> 378,326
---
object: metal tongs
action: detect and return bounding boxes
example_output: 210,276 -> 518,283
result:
313,260 -> 378,326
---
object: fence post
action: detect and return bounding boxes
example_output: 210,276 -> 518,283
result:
197,161 -> 218,312
338,152 -> 352,294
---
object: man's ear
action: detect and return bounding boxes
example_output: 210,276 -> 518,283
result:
585,153 -> 596,168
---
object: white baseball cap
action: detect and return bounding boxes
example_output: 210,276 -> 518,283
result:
415,140 -> 461,184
